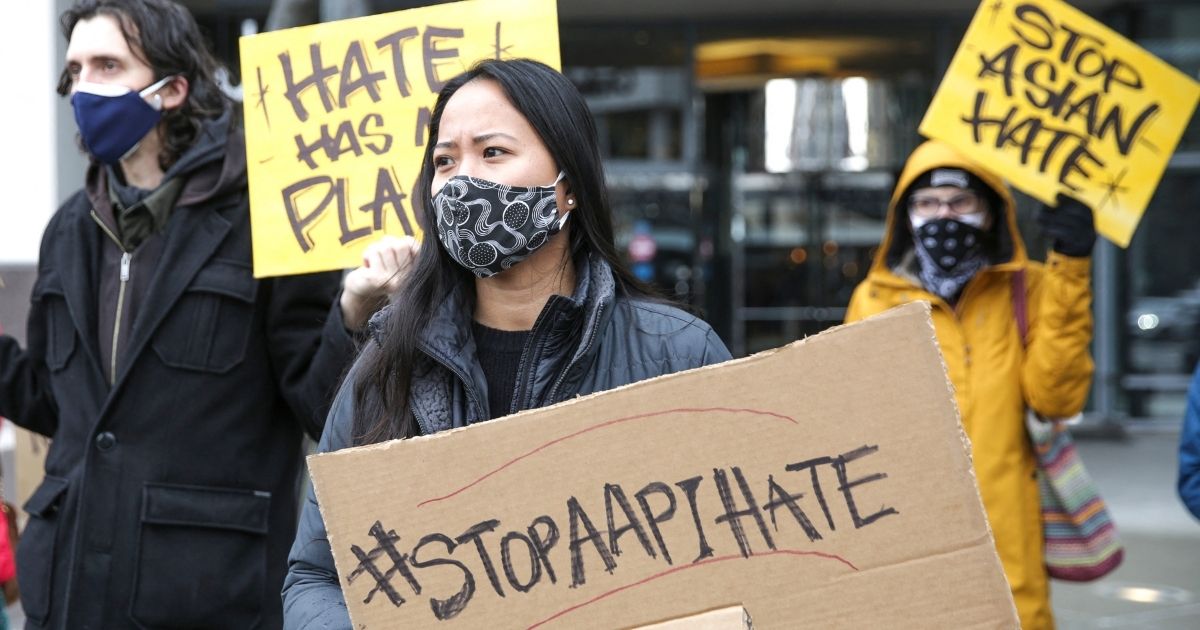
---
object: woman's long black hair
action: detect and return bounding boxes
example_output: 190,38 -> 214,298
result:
352,58 -> 656,445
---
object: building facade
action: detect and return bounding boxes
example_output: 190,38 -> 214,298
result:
6,0 -> 1198,427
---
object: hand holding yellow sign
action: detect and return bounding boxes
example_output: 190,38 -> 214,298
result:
239,0 -> 560,277
920,0 -> 1199,247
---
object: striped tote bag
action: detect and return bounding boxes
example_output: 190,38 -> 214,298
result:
1025,415 -> 1124,581
1012,269 -> 1123,581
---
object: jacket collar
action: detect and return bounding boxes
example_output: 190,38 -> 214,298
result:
547,252 -> 617,400
54,202 -> 105,381
417,252 -> 616,372
49,186 -> 237,395
381,252 -> 617,428
84,110 -> 239,237
106,170 -> 185,251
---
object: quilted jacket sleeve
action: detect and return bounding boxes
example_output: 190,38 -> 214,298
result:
282,374 -> 356,630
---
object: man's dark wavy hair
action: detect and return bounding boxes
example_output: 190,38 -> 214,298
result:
57,0 -> 231,169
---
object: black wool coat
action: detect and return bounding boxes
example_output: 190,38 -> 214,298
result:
0,121 -> 355,629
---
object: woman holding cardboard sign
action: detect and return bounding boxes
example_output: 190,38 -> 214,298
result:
845,140 -> 1097,629
282,59 -> 731,627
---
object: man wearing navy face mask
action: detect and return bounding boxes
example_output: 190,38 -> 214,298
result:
846,140 -> 1096,629
0,1 -> 409,628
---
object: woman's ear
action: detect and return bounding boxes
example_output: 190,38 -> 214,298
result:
558,178 -> 575,214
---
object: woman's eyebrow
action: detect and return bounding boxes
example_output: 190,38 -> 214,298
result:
473,132 -> 520,144
434,132 -> 520,150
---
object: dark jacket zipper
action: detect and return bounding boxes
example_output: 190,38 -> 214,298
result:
547,302 -> 606,404
91,210 -> 130,386
509,318 -> 552,415
410,397 -> 433,436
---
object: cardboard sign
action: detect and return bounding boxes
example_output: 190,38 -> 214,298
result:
309,303 -> 1019,628
920,0 -> 1199,247
239,0 -> 561,277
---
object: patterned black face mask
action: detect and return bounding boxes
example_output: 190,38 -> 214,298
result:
911,217 -> 988,301
432,172 -> 570,278
912,217 -> 985,271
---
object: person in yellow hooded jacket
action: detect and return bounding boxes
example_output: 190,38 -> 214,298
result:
846,140 -> 1095,629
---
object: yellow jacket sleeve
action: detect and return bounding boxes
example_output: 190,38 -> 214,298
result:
1021,252 -> 1095,418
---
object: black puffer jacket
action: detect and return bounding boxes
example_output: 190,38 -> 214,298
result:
282,254 -> 731,628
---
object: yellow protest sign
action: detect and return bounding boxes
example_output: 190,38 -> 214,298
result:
920,0 -> 1199,247
239,0 -> 560,277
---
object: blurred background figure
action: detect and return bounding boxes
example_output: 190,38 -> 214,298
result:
1180,363 -> 1200,521
0,324 -> 12,630
845,140 -> 1096,629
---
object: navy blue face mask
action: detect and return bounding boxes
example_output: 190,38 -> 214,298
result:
71,75 -> 175,165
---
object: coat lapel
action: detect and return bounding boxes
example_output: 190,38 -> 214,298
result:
110,203 -> 232,390
55,207 -> 107,385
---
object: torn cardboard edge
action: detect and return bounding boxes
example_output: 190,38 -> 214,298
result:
632,605 -> 753,629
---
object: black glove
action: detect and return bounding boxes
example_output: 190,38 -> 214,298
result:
1037,194 -> 1096,257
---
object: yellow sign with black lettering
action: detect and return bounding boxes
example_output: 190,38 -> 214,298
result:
920,0 -> 1199,247
239,0 -> 560,277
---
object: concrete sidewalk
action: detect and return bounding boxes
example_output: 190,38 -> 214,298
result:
1051,431 -> 1200,629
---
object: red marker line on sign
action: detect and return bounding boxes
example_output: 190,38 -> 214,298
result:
416,407 -> 798,509
525,549 -> 859,630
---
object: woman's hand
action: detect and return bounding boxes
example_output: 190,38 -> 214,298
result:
1037,194 -> 1096,258
340,235 -> 420,331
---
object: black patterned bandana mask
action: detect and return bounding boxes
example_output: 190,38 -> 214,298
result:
433,172 -> 570,278
910,216 -> 988,302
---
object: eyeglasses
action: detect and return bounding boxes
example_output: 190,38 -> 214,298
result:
908,192 -> 982,218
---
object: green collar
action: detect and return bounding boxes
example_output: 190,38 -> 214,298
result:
107,172 -> 185,250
